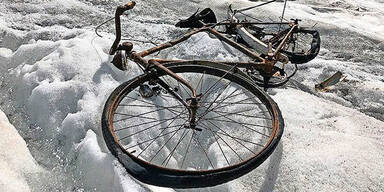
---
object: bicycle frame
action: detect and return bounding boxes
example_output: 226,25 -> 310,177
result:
109,1 -> 298,128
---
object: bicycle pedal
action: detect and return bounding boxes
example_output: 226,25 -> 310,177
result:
272,71 -> 281,77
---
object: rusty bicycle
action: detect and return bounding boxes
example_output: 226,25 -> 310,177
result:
101,1 -> 319,188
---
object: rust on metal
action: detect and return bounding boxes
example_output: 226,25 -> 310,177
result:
110,2 -> 136,55
108,0 -> 319,93
207,27 -> 265,62
148,59 -> 197,98
138,28 -> 206,57
273,24 -> 297,57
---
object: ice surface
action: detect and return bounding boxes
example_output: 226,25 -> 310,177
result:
0,0 -> 383,191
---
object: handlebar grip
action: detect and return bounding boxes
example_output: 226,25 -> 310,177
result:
116,1 -> 136,16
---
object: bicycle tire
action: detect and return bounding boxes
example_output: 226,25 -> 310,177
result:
102,61 -> 284,188
247,63 -> 298,88
280,27 -> 320,64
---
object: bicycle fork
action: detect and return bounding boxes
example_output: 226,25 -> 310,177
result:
153,73 -> 201,131
134,56 -> 202,131
109,1 -> 202,130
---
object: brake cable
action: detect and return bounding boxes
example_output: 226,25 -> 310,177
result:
95,15 -> 159,46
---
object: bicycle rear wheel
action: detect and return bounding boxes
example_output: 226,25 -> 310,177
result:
102,61 -> 284,188
280,28 -> 320,64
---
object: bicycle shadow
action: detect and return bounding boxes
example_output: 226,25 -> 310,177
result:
92,61 -> 127,84
258,141 -> 283,192
175,141 -> 283,192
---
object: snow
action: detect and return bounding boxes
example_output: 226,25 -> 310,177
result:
270,88 -> 384,191
260,0 -> 384,41
0,0 -> 383,191
74,130 -> 148,192
0,109 -> 43,192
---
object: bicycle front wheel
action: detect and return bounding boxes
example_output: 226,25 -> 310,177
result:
102,61 -> 284,188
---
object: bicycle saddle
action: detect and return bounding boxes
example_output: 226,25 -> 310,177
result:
175,8 -> 217,28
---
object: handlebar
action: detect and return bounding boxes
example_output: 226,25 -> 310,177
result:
116,1 -> 136,16
109,1 -> 136,55
290,18 -> 301,25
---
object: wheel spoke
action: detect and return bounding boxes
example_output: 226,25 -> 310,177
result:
200,64 -> 238,98
206,124 -> 231,166
177,77 -> 193,99
119,103 -> 184,109
200,105 -> 272,122
104,64 -> 282,178
118,110 -> 187,141
115,108 -> 169,118
196,71 -> 205,93
149,119 -> 188,162
114,114 -> 159,123
200,93 -> 263,112
123,94 -> 182,109
198,86 -> 265,120
212,129 -> 265,148
199,84 -> 241,108
115,115 -> 186,132
197,122 -> 243,161
199,120 -> 258,154
125,126 -> 182,150
181,130 -> 194,169
162,129 -> 190,167
136,108 -> 188,158
207,108 -> 270,120
201,115 -> 272,130
197,81 -> 235,122
191,132 -> 215,169
115,95 -> 186,123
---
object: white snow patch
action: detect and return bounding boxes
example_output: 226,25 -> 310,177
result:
74,130 -> 147,192
261,0 -> 384,41
268,88 -> 384,191
0,109 -> 44,192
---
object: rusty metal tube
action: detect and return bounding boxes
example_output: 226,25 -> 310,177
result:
273,24 -> 297,57
109,1 -> 136,55
148,59 -> 197,98
138,28 -> 206,57
206,27 -> 265,61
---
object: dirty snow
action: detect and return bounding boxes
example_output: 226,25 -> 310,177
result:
0,0 -> 383,191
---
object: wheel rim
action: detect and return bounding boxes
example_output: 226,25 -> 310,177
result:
107,65 -> 279,173
280,29 -> 321,64
284,31 -> 314,55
